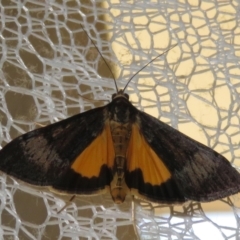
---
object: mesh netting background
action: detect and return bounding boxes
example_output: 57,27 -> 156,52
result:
0,0 -> 240,239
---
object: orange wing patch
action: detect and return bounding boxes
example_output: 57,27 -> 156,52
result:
71,121 -> 115,177
127,124 -> 171,185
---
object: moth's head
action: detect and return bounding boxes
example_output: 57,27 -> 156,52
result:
112,89 -> 129,100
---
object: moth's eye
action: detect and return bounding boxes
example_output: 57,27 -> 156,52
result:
112,93 -> 117,100
124,93 -> 129,100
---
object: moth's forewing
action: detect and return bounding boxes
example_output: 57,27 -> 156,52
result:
131,110 -> 240,202
0,106 -> 113,194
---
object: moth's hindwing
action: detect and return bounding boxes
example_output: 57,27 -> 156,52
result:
126,123 -> 185,203
55,120 -> 114,193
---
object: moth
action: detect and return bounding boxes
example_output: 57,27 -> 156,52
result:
0,44 -> 240,205
1,87 -> 240,204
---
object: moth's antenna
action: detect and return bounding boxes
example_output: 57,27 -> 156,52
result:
122,44 -> 178,92
80,24 -> 118,92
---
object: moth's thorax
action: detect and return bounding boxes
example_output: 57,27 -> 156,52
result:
110,98 -> 131,123
110,121 -> 131,157
110,95 -> 132,203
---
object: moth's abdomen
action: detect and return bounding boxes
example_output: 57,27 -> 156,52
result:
110,120 -> 131,203
110,121 -> 131,154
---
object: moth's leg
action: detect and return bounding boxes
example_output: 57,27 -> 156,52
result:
132,196 -> 140,240
57,195 -> 76,213
34,122 -> 46,127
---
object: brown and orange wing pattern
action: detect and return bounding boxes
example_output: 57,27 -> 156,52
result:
126,122 -> 185,203
0,106 -> 114,194
125,110 -> 240,203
